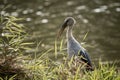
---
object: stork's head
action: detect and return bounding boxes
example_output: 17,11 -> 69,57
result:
57,17 -> 76,38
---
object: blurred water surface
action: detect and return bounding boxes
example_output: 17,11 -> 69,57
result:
0,0 -> 120,65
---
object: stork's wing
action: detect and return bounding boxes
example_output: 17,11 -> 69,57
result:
78,50 -> 92,67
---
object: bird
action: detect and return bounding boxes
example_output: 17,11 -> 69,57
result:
57,17 -> 93,71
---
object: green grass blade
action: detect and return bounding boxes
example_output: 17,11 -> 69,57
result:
82,30 -> 89,41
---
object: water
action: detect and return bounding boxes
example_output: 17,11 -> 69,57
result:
0,0 -> 120,66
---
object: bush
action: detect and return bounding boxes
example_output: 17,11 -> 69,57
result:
0,16 -> 31,80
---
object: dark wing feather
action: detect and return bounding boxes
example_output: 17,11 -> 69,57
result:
79,50 -> 92,67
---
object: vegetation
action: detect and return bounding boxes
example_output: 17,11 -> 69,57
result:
0,16 -> 120,80
0,16 -> 31,80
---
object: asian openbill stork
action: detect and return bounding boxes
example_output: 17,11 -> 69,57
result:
58,17 -> 93,71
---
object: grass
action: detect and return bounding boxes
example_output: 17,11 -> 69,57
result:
0,16 -> 120,80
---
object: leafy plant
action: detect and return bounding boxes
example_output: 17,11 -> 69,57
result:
0,16 -> 32,80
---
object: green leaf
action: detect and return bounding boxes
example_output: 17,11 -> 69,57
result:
9,74 -> 17,80
82,30 -> 89,41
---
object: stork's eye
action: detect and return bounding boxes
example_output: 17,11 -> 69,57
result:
67,20 -> 74,26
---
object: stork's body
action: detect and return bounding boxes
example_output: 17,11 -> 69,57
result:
58,17 -> 93,69
67,25 -> 92,67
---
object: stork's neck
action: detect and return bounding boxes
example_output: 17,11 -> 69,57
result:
66,27 -> 73,39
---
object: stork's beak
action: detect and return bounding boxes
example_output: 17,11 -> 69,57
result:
57,21 -> 67,38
